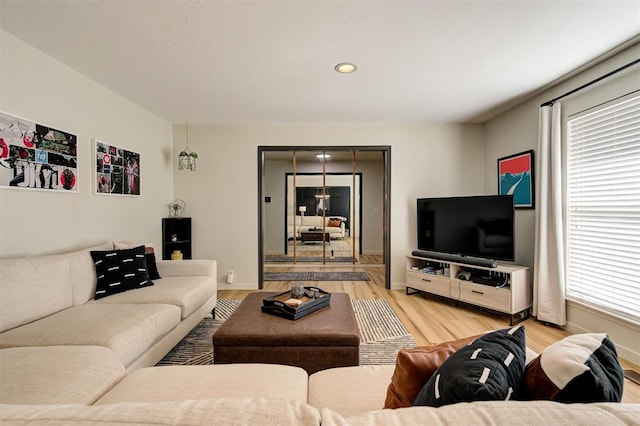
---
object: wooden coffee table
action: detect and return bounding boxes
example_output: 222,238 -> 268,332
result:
213,292 -> 360,374
300,231 -> 331,244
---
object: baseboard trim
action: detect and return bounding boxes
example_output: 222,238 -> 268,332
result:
222,282 -> 259,290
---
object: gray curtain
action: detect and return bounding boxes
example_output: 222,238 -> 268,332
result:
533,103 -> 566,326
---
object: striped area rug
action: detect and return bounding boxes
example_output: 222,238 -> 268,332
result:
157,298 -> 416,366
263,271 -> 370,281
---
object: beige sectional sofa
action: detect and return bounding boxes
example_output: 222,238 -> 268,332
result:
0,241 -> 217,404
1,244 -> 638,424
288,215 -> 347,239
1,363 -> 638,424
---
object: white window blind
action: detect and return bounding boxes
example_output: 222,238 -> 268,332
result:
566,93 -> 640,323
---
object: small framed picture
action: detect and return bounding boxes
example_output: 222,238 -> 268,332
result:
94,139 -> 140,196
497,149 -> 535,209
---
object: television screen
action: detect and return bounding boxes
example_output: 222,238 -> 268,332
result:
417,195 -> 515,261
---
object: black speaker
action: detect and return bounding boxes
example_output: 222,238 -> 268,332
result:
411,250 -> 497,268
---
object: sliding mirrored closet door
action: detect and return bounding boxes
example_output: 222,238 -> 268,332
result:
258,146 -> 390,288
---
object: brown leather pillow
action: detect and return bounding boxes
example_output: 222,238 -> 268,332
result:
327,219 -> 342,227
384,334 -> 482,409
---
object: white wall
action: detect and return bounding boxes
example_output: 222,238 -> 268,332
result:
356,158 -> 385,254
0,31 -> 173,257
484,42 -> 640,364
264,159 -> 292,254
173,123 -> 485,289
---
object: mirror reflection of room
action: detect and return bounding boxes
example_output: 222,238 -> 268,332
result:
287,173 -> 358,261
262,150 -> 384,265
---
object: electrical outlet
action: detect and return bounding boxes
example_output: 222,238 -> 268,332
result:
227,270 -> 234,284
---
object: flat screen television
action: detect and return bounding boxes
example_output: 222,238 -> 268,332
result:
417,195 -> 515,262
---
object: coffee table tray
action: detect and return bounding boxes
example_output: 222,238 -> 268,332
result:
261,286 -> 331,320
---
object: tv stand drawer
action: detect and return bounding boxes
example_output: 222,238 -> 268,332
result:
406,271 -> 450,298
458,281 -> 510,312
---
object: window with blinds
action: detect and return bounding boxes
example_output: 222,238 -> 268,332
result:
566,92 -> 640,324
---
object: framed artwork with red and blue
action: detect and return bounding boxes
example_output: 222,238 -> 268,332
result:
498,149 -> 535,209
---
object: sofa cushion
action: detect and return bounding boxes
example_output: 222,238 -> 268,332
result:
155,259 -> 217,277
114,241 -> 161,280
0,304 -> 180,367
90,245 -> 153,299
0,254 -> 72,333
413,325 -> 527,407
301,215 -> 324,227
92,276 -> 216,319
97,364 -> 308,404
384,334 -> 482,409
0,398 -> 322,426
65,242 -> 115,305
0,346 -> 125,405
320,401 -> 640,425
521,333 -> 623,403
308,365 -> 394,418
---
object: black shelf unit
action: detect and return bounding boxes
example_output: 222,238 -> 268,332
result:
162,217 -> 192,260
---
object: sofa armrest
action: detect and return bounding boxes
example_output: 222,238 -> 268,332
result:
156,259 -> 217,278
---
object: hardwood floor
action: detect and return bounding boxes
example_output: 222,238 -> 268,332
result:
220,263 -> 640,403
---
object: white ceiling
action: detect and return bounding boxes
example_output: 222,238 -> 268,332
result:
1,0 -> 639,124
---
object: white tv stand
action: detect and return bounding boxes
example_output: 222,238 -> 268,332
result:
405,254 -> 531,325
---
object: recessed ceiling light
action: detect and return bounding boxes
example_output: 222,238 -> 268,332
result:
316,153 -> 331,160
334,62 -> 357,74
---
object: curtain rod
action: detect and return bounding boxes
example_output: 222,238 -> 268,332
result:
540,58 -> 640,107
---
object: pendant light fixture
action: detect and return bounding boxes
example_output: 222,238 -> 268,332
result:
178,121 -> 198,171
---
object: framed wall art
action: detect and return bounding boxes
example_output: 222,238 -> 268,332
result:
95,139 -> 140,196
0,111 -> 78,192
498,149 -> 535,209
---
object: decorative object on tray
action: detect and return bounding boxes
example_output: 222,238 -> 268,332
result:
284,298 -> 303,308
261,286 -> 331,320
291,282 -> 305,298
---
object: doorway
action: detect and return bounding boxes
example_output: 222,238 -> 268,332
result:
258,146 -> 391,289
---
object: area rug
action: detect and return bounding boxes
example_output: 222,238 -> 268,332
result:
265,255 -> 357,263
157,299 -> 417,366
263,271 -> 370,281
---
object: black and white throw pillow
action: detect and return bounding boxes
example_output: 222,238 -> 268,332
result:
90,245 -> 153,299
521,333 -> 623,402
113,241 -> 162,280
413,325 -> 527,407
